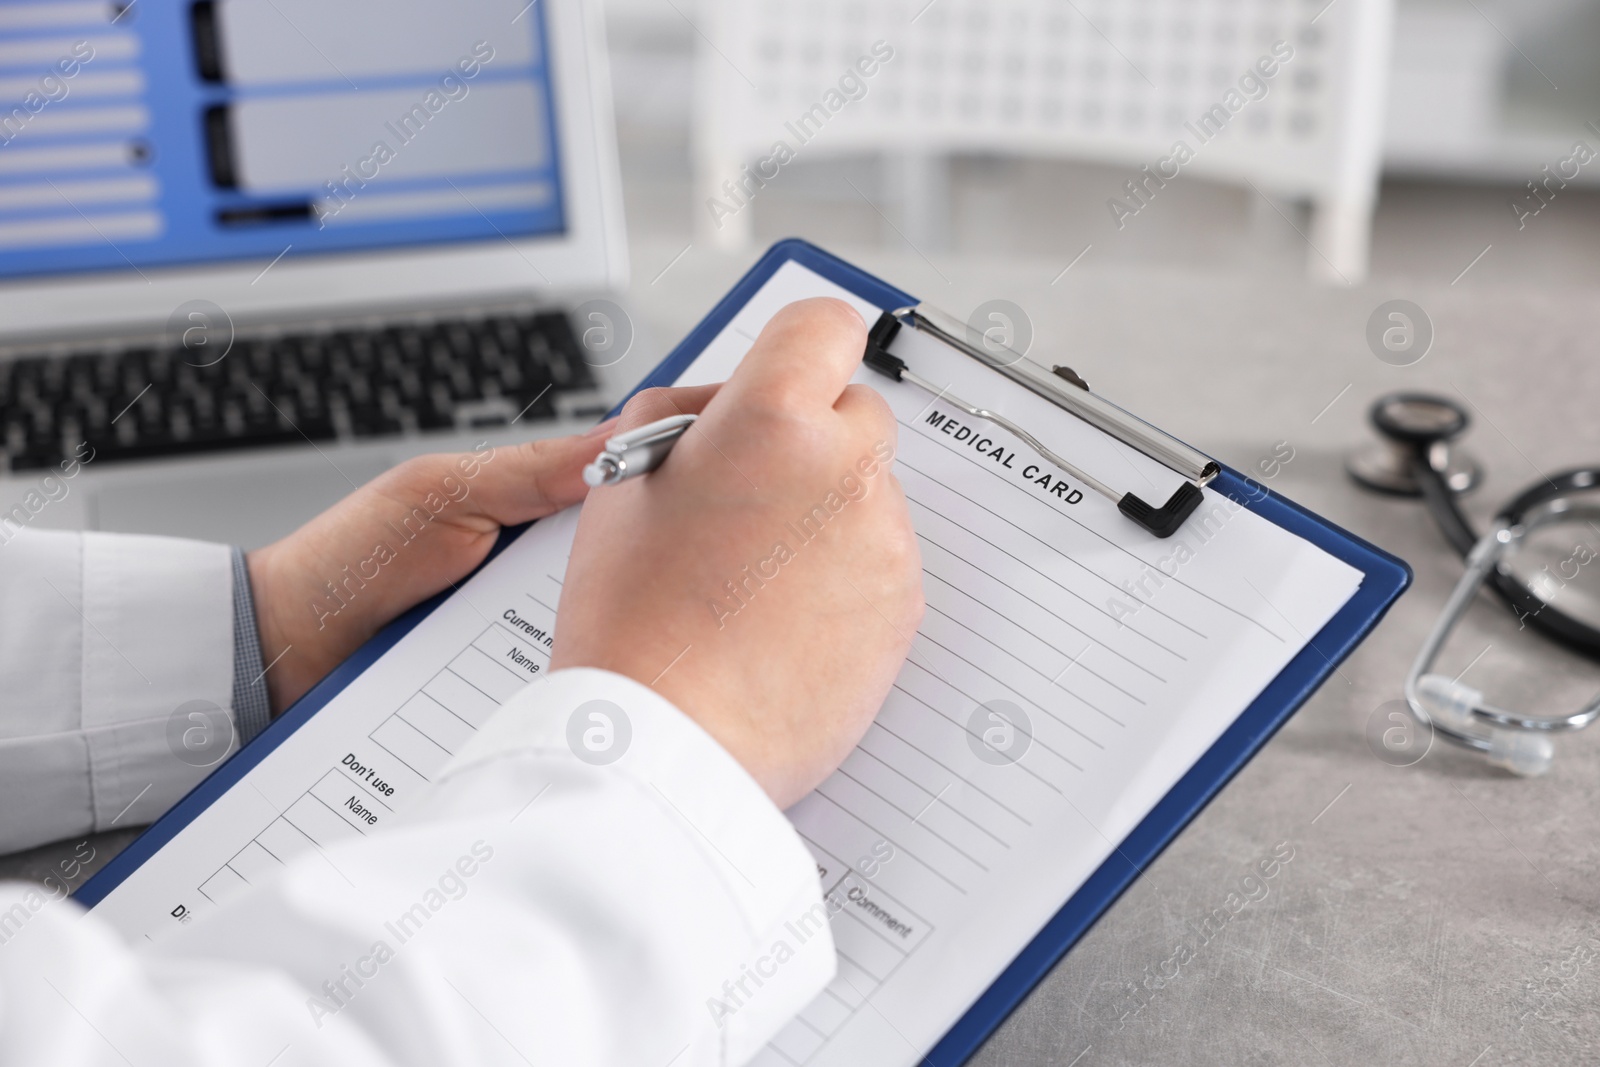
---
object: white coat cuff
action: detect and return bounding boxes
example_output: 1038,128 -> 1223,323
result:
0,530 -> 238,854
79,532 -> 236,834
437,667 -> 835,1061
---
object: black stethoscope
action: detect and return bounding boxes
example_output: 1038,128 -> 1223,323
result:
1348,393 -> 1600,775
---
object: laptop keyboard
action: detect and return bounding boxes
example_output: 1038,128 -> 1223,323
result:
0,310 -> 603,473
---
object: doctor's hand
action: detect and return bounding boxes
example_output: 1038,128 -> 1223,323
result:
247,387 -> 719,714
554,298 -> 925,808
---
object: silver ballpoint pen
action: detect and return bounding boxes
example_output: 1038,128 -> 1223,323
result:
581,413 -> 698,487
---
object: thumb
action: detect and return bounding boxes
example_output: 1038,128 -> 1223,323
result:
465,383 -> 725,525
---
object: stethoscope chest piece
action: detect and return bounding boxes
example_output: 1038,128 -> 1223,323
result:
1345,393 -> 1482,497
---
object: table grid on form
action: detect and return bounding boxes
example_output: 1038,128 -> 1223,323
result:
753,836 -> 936,1066
197,580 -> 561,907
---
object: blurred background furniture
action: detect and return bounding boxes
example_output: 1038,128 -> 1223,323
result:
691,0 -> 1396,283
605,0 -> 1600,290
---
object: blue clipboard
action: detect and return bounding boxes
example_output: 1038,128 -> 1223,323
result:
77,238 -> 1411,1065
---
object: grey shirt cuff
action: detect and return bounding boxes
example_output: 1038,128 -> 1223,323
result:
229,546 -> 273,744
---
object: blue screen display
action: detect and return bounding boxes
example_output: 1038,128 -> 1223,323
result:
0,0 -> 565,281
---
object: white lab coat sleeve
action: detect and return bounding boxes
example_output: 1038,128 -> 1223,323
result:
0,528 -> 237,855
0,668 -> 835,1067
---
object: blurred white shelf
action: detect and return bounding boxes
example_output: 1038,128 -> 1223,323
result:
1384,0 -> 1600,183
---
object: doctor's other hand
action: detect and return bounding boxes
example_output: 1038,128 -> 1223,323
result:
246,385 -> 719,714
554,298 -> 925,808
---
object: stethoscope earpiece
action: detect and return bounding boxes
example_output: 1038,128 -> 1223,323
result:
1412,673 -> 1555,777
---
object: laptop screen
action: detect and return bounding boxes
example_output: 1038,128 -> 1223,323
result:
0,0 -> 564,281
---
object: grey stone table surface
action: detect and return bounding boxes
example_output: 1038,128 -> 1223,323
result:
6,245 -> 1599,1066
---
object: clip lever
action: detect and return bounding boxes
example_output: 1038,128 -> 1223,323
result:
862,310 -> 1209,538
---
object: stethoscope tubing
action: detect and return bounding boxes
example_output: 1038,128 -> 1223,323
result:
1414,460 -> 1600,663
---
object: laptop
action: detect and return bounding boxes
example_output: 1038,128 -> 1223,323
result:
0,0 -> 634,550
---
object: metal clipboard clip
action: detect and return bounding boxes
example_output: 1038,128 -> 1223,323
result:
862,305 -> 1219,538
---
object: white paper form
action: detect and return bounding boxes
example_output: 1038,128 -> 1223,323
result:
90,260 -> 1362,1065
